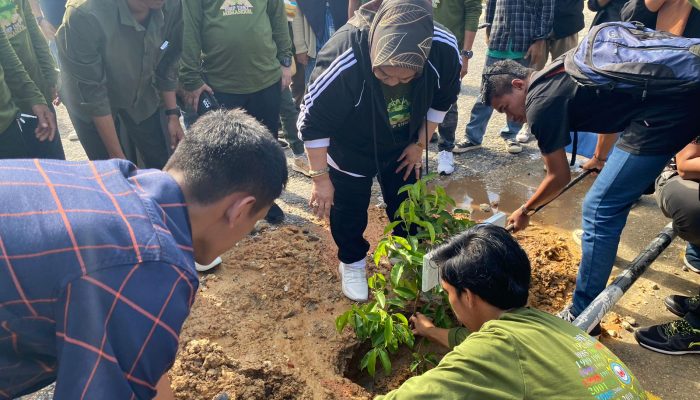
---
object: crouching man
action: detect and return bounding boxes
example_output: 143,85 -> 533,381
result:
0,109 -> 287,399
376,224 -> 647,399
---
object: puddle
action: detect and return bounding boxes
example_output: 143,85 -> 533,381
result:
439,171 -> 594,232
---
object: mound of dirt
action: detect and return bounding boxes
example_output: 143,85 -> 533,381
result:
514,226 -> 579,313
170,339 -> 309,400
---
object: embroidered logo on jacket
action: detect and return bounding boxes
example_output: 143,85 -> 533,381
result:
221,0 -> 254,16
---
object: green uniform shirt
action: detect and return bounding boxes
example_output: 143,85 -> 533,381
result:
56,0 -> 183,123
432,0 -> 482,49
180,0 -> 292,94
377,308 -> 647,400
0,0 -> 57,111
0,4 -> 46,133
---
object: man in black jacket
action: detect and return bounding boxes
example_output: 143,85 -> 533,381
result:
297,0 -> 461,301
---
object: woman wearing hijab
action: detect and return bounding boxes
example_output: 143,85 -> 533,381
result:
297,0 -> 461,301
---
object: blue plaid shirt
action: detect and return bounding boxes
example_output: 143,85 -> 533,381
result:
0,159 -> 197,399
486,0 -> 555,53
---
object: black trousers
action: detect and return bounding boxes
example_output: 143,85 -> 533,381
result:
0,115 -> 64,160
215,80 -> 281,139
329,157 -> 417,264
67,109 -> 169,169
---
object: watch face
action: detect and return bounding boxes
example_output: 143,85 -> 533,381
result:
281,57 -> 292,67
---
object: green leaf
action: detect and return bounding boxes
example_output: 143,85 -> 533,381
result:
336,310 -> 351,333
368,274 -> 376,290
397,184 -> 413,195
378,348 -> 391,376
367,348 -> 378,377
371,331 -> 386,347
383,220 -> 401,235
393,313 -> 409,326
390,263 -> 404,287
392,236 -> 411,249
375,291 -> 386,309
360,350 -> 371,371
384,316 -> 394,345
394,287 -> 417,300
386,297 -> 407,309
366,313 -> 381,322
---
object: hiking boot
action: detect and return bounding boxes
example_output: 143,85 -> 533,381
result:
515,126 -> 531,143
635,319 -> 700,355
505,139 -> 523,154
339,261 -> 368,301
264,203 -> 285,225
665,294 -> 700,317
437,150 -> 454,175
292,155 -> 311,177
452,140 -> 481,154
557,306 -> 601,338
195,256 -> 222,273
684,243 -> 700,273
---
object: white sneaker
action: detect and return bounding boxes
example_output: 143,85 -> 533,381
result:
505,139 -> 523,154
437,150 -> 454,175
195,256 -> 222,272
339,261 -> 368,301
515,126 -> 531,143
68,133 -> 79,141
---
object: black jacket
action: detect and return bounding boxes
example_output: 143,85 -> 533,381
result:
552,0 -> 585,39
298,23 -> 461,177
588,0 -> 627,26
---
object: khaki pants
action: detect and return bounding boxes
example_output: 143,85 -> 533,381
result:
533,33 -> 579,70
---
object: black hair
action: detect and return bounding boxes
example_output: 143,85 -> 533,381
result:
165,109 -> 288,211
434,224 -> 531,309
481,60 -> 533,106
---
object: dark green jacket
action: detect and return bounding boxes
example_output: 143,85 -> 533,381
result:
56,0 -> 182,123
180,0 -> 292,94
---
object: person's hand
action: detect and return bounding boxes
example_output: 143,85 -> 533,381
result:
525,39 -> 546,67
310,174 -> 334,219
396,143 -> 423,181
295,53 -> 309,66
460,58 -> 469,80
167,116 -> 185,151
184,84 -> 213,113
49,86 -> 61,106
581,156 -> 605,175
31,104 -> 56,142
410,312 -> 436,337
38,19 -> 56,41
507,207 -> 530,233
281,66 -> 292,91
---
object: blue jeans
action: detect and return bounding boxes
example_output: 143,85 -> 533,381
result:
571,147 -> 673,315
465,56 -> 527,144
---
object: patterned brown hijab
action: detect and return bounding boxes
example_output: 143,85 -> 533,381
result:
350,0 -> 433,74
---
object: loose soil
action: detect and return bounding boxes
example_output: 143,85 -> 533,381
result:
170,212 -> 580,399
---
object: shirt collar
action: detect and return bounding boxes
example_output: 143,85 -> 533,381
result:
117,0 -> 165,32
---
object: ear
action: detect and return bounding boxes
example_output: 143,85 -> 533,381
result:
224,195 -> 257,228
511,78 -> 526,90
464,288 -> 478,309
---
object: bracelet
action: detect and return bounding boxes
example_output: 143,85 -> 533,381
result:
415,141 -> 425,149
593,154 -> 607,162
309,167 -> 329,178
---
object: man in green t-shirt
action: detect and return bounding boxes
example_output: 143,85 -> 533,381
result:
179,0 -> 293,224
0,0 -> 63,159
376,224 -> 647,400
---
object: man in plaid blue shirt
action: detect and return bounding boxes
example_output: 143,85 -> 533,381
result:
453,0 -> 554,155
0,109 -> 288,399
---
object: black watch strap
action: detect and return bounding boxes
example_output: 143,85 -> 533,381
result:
165,107 -> 181,117
460,49 -> 474,59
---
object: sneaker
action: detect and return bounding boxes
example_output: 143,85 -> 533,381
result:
437,150 -> 454,175
195,256 -> 222,272
665,294 -> 700,317
452,141 -> 481,154
572,229 -> 583,246
683,243 -> 700,273
264,203 -> 285,224
278,139 -> 289,149
68,132 -> 79,141
505,139 -> 522,154
339,261 -> 368,301
515,127 -> 531,143
635,318 -> 700,355
557,305 -> 601,338
292,155 -> 311,177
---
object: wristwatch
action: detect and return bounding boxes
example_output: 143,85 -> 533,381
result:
280,56 -> 292,68
164,107 -> 181,117
460,49 -> 474,60
520,205 -> 537,217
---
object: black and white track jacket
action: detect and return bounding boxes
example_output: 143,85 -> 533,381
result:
297,23 -> 462,177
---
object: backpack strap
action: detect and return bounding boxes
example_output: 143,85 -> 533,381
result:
571,131 -> 578,167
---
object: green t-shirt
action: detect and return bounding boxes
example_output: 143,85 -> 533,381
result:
376,308 -> 647,400
382,83 -> 412,137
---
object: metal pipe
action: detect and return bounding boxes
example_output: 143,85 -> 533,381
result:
573,222 -> 677,333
